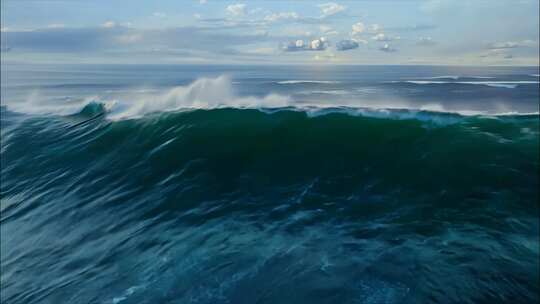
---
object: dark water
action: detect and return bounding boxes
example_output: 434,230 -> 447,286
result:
1,64 -> 539,303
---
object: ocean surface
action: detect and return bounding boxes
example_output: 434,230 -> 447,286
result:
1,64 -> 539,303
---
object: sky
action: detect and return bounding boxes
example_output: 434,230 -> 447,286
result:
1,0 -> 539,65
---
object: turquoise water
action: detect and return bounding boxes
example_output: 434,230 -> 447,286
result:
1,65 -> 539,303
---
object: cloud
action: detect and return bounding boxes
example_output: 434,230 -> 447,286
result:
379,43 -> 396,52
282,37 -> 328,52
385,24 -> 437,32
153,12 -> 166,18
226,3 -> 246,16
264,12 -> 299,22
320,25 -> 338,35
487,40 -> 537,49
351,22 -> 365,35
336,39 -> 359,51
372,33 -> 392,41
310,38 -> 327,50
369,24 -> 382,33
479,48 -> 514,59
199,0 -> 207,3
416,37 -> 436,46
102,21 -> 116,28
318,2 -> 346,17
0,25 -> 271,56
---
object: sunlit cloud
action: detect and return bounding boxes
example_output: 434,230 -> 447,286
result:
264,12 -> 299,22
318,2 -> 346,17
282,37 -> 328,52
102,21 -> 117,28
379,43 -> 396,52
351,22 -> 365,35
226,3 -> 246,16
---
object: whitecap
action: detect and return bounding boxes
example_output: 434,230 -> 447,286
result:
276,80 -> 340,84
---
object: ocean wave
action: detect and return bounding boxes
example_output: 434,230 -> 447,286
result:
388,80 -> 539,89
4,76 -> 539,122
297,90 -> 350,95
417,76 -> 495,80
2,96 -> 539,304
57,102 -> 540,127
276,80 -> 341,84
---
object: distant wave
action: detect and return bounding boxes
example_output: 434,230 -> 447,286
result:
389,80 -> 539,89
417,76 -> 495,80
276,80 -> 341,85
298,90 -> 349,95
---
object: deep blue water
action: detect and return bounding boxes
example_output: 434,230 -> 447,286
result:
1,64 -> 539,303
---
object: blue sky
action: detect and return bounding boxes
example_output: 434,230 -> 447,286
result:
1,0 -> 538,65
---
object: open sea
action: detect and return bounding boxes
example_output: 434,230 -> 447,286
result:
1,64 -> 539,303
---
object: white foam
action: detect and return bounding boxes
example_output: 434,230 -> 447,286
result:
111,285 -> 144,304
393,80 -> 538,89
103,76 -> 291,120
276,80 -> 340,84
298,90 -> 349,95
417,76 -> 495,80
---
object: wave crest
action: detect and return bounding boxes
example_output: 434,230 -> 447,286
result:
106,76 -> 290,119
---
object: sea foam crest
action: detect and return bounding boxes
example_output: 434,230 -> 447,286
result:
105,75 -> 290,119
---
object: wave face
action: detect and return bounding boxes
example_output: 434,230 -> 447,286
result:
2,105 -> 539,304
1,64 -> 539,303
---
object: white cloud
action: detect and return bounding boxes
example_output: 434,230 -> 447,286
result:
153,12 -> 166,18
320,25 -> 338,35
369,24 -> 382,33
311,39 -> 322,50
282,37 -> 328,52
199,0 -> 207,4
311,37 -> 327,50
488,40 -> 537,49
102,21 -> 116,28
264,12 -> 299,22
226,3 -> 246,16
372,33 -> 391,41
351,22 -> 365,35
379,43 -> 396,52
479,48 -> 514,59
318,2 -> 346,17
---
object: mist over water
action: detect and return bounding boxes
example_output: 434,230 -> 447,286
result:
1,64 -> 539,303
